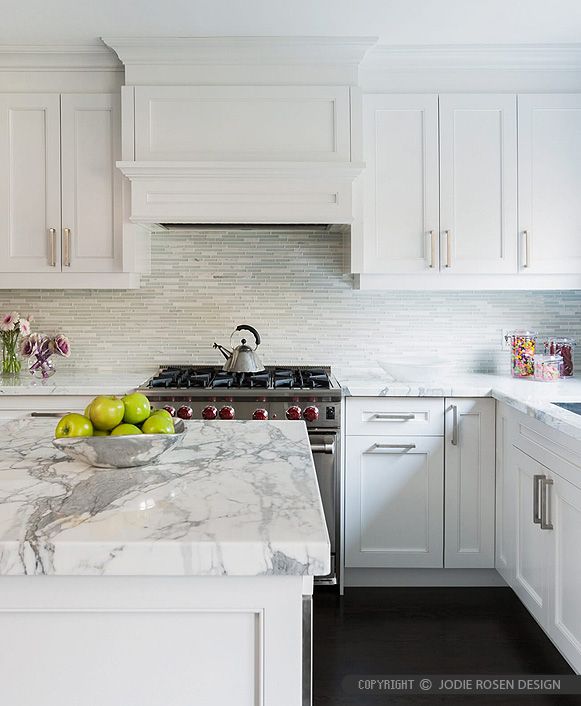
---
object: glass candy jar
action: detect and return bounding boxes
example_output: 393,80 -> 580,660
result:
534,354 -> 563,382
544,337 -> 575,377
505,330 -> 538,378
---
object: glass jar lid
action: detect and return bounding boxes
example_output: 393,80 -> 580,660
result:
534,354 -> 563,364
506,330 -> 538,337
544,337 -> 576,345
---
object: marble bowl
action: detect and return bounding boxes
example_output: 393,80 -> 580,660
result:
53,420 -> 186,468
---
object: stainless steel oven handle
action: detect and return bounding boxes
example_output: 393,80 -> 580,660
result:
310,442 -> 335,454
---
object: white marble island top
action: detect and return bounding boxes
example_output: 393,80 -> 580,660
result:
0,418 -> 330,577
0,370 -> 154,396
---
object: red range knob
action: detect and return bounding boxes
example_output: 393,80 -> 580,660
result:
201,405 -> 218,420
162,405 -> 176,417
176,405 -> 193,420
286,405 -> 302,420
252,408 -> 268,420
303,405 -> 320,422
219,405 -> 235,420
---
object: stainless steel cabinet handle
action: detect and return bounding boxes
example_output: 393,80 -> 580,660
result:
444,230 -> 452,268
370,413 -> 415,421
48,228 -> 56,267
30,411 -> 72,417
63,227 -> 71,267
523,230 -> 531,269
427,230 -> 436,269
310,442 -> 335,454
533,474 -> 545,524
366,443 -> 416,453
451,405 -> 459,446
540,477 -> 554,530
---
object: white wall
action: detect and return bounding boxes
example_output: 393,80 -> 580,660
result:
1,0 -> 580,46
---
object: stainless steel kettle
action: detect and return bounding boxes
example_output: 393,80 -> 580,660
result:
213,325 -> 264,373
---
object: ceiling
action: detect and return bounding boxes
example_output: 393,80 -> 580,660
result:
1,0 -> 580,47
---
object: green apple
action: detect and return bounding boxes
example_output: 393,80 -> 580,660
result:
84,402 -> 92,418
89,395 -> 125,431
110,423 -> 143,436
55,413 -> 93,439
151,408 -> 173,422
142,415 -> 175,435
93,429 -> 110,436
121,392 -> 151,425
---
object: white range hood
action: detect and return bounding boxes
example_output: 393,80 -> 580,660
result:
103,37 -> 376,228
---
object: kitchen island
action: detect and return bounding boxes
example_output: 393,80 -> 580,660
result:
0,417 -> 329,706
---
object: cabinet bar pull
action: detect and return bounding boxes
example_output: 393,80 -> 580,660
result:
444,230 -> 452,268
366,443 -> 416,453
533,474 -> 545,524
63,227 -> 71,267
48,228 -> 56,267
428,230 -> 436,269
370,413 -> 415,421
523,230 -> 531,268
451,405 -> 459,446
540,477 -> 554,530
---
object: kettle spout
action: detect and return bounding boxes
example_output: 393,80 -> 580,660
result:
213,342 -> 232,360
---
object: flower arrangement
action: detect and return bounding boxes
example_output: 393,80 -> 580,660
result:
21,332 -> 71,379
1,312 -> 31,375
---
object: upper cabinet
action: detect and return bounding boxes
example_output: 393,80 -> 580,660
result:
0,93 -> 143,289
134,85 -> 351,163
359,93 -> 518,279
518,94 -> 581,275
439,94 -> 517,275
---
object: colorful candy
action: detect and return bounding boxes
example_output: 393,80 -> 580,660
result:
545,337 -> 575,377
506,331 -> 537,378
534,354 -> 563,382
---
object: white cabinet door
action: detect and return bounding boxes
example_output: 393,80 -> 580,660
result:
362,94 -> 439,274
444,398 -> 495,568
61,94 -> 122,273
518,94 -> 581,274
345,435 -> 444,568
134,85 -> 350,162
439,94 -> 517,274
513,446 -> 551,627
549,473 -> 581,673
0,94 -> 61,272
495,403 -> 517,585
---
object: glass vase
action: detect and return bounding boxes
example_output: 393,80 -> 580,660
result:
2,334 -> 21,376
28,354 -> 56,379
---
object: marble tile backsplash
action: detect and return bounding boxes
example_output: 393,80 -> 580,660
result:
1,229 -> 580,377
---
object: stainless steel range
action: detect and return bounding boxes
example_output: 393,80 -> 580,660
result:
140,365 -> 341,585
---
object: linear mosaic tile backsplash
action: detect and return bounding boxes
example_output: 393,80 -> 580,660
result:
2,229 -> 581,379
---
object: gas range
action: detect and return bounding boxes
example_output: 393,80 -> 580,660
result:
140,365 -> 342,429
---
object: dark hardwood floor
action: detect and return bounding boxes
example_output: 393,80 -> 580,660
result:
313,587 -> 576,706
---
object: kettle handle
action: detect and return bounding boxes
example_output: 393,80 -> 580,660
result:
235,324 -> 261,347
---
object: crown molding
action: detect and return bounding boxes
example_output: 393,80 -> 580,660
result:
362,43 -> 581,71
0,44 -> 121,71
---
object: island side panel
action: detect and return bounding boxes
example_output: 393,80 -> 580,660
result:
0,575 -> 309,706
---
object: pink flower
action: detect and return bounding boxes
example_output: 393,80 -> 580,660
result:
20,336 -> 34,357
53,334 -> 71,358
1,312 -> 18,332
18,318 -> 31,336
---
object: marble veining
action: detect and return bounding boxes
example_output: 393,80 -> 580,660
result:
0,418 -> 330,577
0,371 -> 154,396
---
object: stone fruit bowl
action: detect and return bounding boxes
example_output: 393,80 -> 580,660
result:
53,420 -> 186,468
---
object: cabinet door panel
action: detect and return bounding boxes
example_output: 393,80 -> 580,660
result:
440,94 -> 517,273
495,405 -> 517,585
0,94 -> 61,272
345,435 -> 444,568
550,474 -> 581,672
61,94 -> 122,273
362,94 -> 439,273
518,94 -> 581,274
513,446 -> 550,626
444,398 -> 495,568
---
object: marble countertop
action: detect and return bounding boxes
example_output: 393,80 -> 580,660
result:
339,369 -> 581,443
0,370 -> 154,396
0,418 -> 330,577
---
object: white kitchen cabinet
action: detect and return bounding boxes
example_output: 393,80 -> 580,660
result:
361,94 -> 439,273
495,402 -> 517,585
0,94 -> 61,273
518,94 -> 581,275
345,434 -> 444,568
60,94 -> 122,273
439,94 -> 517,274
444,399 -> 495,568
512,446 -> 552,627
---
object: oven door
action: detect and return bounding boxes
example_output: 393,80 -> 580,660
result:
309,431 -> 338,584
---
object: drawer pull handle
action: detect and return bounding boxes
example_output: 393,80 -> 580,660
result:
366,443 -> 416,453
540,477 -> 554,530
451,404 -> 459,446
533,474 -> 545,524
370,413 -> 416,421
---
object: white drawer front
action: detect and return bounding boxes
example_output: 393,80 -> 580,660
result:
346,397 -> 445,436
